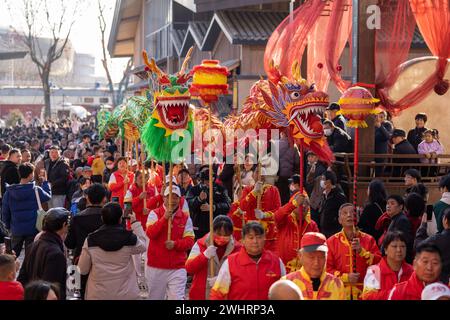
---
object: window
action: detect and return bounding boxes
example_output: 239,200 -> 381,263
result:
99,97 -> 109,103
84,97 -> 94,103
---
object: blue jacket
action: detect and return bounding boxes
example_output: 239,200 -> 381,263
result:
1,181 -> 52,236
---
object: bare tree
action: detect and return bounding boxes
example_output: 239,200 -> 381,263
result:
8,0 -> 83,118
98,0 -> 133,107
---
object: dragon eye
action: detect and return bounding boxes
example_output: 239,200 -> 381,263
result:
290,92 -> 301,99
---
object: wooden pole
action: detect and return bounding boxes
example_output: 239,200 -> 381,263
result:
208,103 -> 215,277
256,162 -> 262,210
167,162 -> 173,240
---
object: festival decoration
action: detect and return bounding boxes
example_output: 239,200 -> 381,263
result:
141,47 -> 194,242
337,86 -> 380,128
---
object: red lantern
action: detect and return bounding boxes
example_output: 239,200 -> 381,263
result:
337,86 -> 380,128
190,60 -> 229,103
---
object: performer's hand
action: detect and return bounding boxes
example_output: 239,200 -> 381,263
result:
348,273 -> 360,284
203,245 -> 217,259
351,238 -> 361,254
254,209 -> 265,220
165,240 -> 175,250
293,193 -> 308,207
207,276 -> 217,288
421,212 -> 428,224
143,208 -> 150,216
124,176 -> 130,184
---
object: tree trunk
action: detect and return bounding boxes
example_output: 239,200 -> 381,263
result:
42,73 -> 51,119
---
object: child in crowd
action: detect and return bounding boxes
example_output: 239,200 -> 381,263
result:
0,254 -> 24,300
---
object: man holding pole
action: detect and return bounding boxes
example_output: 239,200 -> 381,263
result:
145,185 -> 194,300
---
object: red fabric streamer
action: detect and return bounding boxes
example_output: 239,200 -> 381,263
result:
264,0 -> 326,82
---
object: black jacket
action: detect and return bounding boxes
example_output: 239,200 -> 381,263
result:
407,127 -> 427,152
319,186 -> 347,238
87,224 -> 137,251
326,127 -> 353,153
305,162 -> 327,196
65,205 -> 103,259
358,201 -> 386,241
186,182 -> 231,239
218,164 -> 235,199
386,212 -> 413,263
332,115 -> 346,132
0,160 -> 20,196
392,140 -> 419,176
375,121 -> 393,154
45,157 -> 70,195
17,231 -> 67,300
415,226 -> 450,283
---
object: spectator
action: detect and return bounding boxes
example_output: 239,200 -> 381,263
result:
69,177 -> 91,216
415,207 -> 450,284
78,202 -> 146,300
73,148 -> 92,171
404,169 -> 428,200
217,164 -> 235,201
388,243 -> 442,300
323,120 -> 352,153
2,163 -> 51,256
88,145 -> 105,184
304,151 -> 327,196
0,148 -> 22,197
44,146 -> 70,208
0,254 -> 23,300
326,203 -> 381,300
268,279 -> 304,300
146,186 -> 195,300
391,129 -> 418,176
108,157 -> 134,208
20,149 -> 32,164
418,129 -> 444,163
319,171 -> 347,238
125,170 -> 154,230
0,144 -> 11,161
362,231 -> 413,300
407,113 -> 428,152
67,167 -> 84,204
102,156 -> 115,187
405,192 -> 425,238
232,154 -> 255,201
358,179 -> 386,241
23,280 -> 59,300
283,232 -> 345,300
325,103 -> 347,131
378,195 -> 413,263
186,167 -> 231,240
433,175 -> 450,233
374,110 -> 394,157
17,208 -> 69,300
177,168 -> 192,197
275,192 -> 319,273
186,215 -> 241,300
238,167 -> 280,251
75,134 -> 91,160
29,140 -> 41,161
210,222 -> 286,300
275,131 -> 300,205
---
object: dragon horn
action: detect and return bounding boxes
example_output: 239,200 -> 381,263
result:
142,50 -> 165,79
179,46 -> 193,76
291,60 -> 306,84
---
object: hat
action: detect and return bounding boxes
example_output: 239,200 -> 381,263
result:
164,185 -> 181,197
306,150 -> 316,157
48,145 -> 60,151
166,174 -> 178,185
421,283 -> 450,300
82,166 -> 92,172
391,129 -> 406,138
300,232 -> 328,253
288,174 -> 300,185
128,159 -> 138,167
326,103 -> 340,111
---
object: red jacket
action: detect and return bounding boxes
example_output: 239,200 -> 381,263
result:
228,201 -> 243,242
210,247 -> 285,300
125,183 -> 157,230
326,230 -> 382,300
239,185 -> 281,251
146,198 -> 195,269
362,257 -> 413,300
274,199 -> 318,273
388,272 -> 427,300
186,234 -> 241,300
0,281 -> 24,300
108,170 -> 134,207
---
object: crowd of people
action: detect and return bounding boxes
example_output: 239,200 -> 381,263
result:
0,110 -> 449,301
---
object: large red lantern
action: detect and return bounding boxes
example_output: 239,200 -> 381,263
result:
337,86 -> 380,128
190,60 -> 229,103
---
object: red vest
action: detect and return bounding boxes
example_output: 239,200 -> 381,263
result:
389,272 -> 426,300
227,247 -> 282,300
